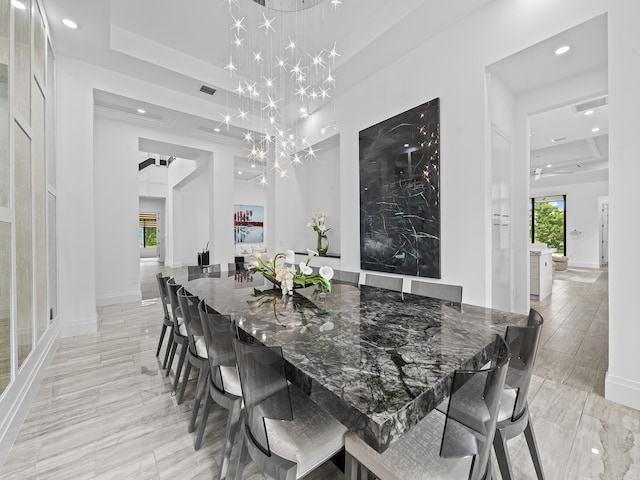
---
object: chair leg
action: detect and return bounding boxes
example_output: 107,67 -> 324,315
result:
234,434 -> 249,480
173,344 -> 188,394
524,419 -> 545,479
220,398 -> 242,480
156,323 -> 167,357
189,367 -> 209,432
166,341 -> 177,376
344,451 -> 359,480
178,359 -> 192,403
493,428 -> 513,480
162,329 -> 173,369
194,393 -> 212,451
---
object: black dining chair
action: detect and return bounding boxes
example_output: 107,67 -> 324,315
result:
493,308 -> 545,480
344,335 -> 511,480
410,279 -> 463,303
195,301 -> 243,479
232,336 -> 347,480
165,278 -> 188,393
176,287 -> 209,416
332,269 -> 360,285
362,273 -> 403,292
155,272 -> 173,368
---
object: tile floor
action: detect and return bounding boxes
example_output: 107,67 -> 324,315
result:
1,264 -> 638,479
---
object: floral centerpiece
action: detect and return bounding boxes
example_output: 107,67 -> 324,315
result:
248,249 -> 334,296
309,213 -> 331,255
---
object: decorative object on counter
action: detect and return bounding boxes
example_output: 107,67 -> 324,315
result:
248,249 -> 333,295
309,213 -> 331,255
359,97 -> 441,278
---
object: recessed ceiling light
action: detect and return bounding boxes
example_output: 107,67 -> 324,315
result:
592,127 -> 600,133
299,107 -> 307,114
547,164 -> 552,168
404,143 -> 410,148
62,18 -> 79,29
137,108 -> 146,114
214,127 -> 221,132
12,1 -> 26,10
554,45 -> 571,55
251,164 -> 255,168
550,137 -> 566,143
584,110 -> 594,116
238,171 -> 242,175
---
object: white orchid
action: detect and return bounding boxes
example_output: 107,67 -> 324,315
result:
285,250 -> 295,264
248,250 -> 333,295
319,266 -> 334,281
299,262 -> 313,275
307,248 -> 318,257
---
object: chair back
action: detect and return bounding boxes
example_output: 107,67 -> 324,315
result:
166,278 -> 183,331
199,300 -> 236,394
440,335 -> 510,480
363,274 -> 403,292
232,337 -> 293,456
504,308 -> 544,421
177,287 -> 203,356
410,280 -> 463,303
332,270 -> 360,285
156,272 -> 170,319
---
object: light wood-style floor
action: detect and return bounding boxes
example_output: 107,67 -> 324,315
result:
1,264 -> 639,479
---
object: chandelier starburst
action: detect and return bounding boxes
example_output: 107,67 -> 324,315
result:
220,0 -> 340,183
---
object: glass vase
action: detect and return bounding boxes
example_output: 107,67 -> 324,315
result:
317,234 -> 329,256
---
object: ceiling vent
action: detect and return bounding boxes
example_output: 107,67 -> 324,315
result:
199,85 -> 217,96
574,96 -> 607,113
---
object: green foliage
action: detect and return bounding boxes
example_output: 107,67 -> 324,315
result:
534,203 -> 564,253
144,227 -> 157,247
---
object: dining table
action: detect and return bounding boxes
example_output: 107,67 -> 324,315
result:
177,268 -> 527,453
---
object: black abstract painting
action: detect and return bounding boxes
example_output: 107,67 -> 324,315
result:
359,98 -> 440,278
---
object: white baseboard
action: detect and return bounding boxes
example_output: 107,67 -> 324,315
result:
0,319 -> 60,468
568,262 -> 601,269
605,372 -> 640,410
96,291 -> 142,307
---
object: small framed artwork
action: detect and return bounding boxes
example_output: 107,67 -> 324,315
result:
234,205 -> 264,243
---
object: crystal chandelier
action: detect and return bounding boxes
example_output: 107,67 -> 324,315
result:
220,0 -> 341,184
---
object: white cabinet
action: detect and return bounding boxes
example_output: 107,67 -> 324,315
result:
530,245 -> 554,300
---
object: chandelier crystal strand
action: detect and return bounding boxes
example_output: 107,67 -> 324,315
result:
222,0 -> 339,184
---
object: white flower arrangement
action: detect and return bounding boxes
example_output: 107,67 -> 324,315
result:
308,213 -> 331,236
249,249 -> 333,295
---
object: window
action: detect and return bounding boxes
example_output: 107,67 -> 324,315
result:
139,213 -> 157,248
530,195 -> 566,255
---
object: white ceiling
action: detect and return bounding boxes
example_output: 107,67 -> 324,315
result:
488,14 -> 609,185
43,1 -> 609,185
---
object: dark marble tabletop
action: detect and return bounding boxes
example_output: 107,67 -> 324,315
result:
179,271 -> 526,452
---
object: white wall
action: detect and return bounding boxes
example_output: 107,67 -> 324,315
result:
179,172 -> 210,265
300,0 -> 610,308
273,134 -> 341,256
531,178 -> 608,268
57,57 -> 97,335
607,0 -> 640,410
94,116 -> 144,305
